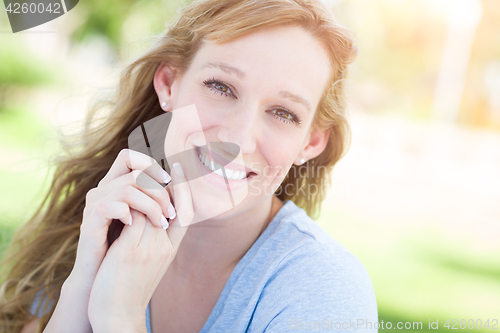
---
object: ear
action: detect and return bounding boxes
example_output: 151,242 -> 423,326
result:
295,127 -> 330,165
153,63 -> 178,112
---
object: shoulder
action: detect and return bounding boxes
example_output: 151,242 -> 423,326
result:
251,201 -> 378,332
266,201 -> 373,281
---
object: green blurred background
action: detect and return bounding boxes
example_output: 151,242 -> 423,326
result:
1,0 -> 499,331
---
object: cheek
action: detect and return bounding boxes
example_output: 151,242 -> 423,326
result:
261,128 -> 303,161
257,129 -> 305,194
178,85 -> 232,127
164,104 -> 207,160
193,99 -> 226,130
258,136 -> 298,181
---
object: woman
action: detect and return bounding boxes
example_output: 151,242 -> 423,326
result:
0,0 -> 378,332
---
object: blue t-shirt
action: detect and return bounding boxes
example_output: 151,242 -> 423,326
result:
32,200 -> 378,332
146,200 -> 378,332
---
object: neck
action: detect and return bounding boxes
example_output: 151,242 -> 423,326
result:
169,195 -> 283,280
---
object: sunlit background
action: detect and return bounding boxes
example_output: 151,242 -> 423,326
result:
1,0 -> 499,331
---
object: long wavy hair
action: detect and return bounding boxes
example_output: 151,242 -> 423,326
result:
0,0 -> 357,331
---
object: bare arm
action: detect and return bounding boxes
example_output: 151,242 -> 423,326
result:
42,273 -> 93,333
42,150 -> 174,332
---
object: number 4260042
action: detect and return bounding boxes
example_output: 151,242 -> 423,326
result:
444,319 -> 498,330
5,2 -> 61,14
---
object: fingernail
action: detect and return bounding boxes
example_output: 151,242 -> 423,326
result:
129,215 -> 133,226
167,203 -> 176,220
173,162 -> 184,177
161,214 -> 169,229
158,168 -> 172,184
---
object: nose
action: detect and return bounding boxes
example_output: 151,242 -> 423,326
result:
216,104 -> 258,155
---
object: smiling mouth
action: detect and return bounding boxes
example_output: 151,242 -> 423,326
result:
196,147 -> 256,180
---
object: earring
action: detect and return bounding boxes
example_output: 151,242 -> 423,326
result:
299,158 -> 306,164
161,101 -> 167,109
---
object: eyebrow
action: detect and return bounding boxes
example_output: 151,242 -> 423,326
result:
279,90 -> 312,113
201,61 -> 312,113
201,61 -> 246,80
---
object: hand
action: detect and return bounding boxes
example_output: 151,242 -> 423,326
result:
87,160 -> 193,332
69,149 -> 176,291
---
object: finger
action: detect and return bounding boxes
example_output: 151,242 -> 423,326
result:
138,215 -> 165,251
85,201 -> 133,231
167,162 -> 191,248
130,169 -> 176,220
166,212 -> 188,251
140,216 -> 173,290
98,149 -> 171,187
93,171 -> 176,220
105,186 -> 169,229
118,209 -> 147,248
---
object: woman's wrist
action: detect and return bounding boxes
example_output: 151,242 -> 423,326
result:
63,270 -> 149,333
91,316 -> 148,333
63,266 -> 97,294
42,272 -> 94,333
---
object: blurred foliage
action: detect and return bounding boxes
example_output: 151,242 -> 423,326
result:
0,38 -> 64,109
0,105 -> 55,280
317,210 -> 500,332
338,0 -> 500,130
70,0 -> 140,50
0,44 -> 53,87
69,0 -> 193,54
0,106 -> 52,150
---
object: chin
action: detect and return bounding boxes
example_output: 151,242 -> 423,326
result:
187,186 -> 247,224
179,169 -> 250,224
192,187 -> 276,225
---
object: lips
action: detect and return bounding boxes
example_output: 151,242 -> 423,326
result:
195,145 -> 258,178
197,150 -> 247,180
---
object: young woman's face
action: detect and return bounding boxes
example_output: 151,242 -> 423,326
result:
162,25 -> 331,223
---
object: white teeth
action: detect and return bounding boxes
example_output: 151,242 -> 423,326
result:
214,168 -> 224,177
230,171 -> 246,180
197,151 -> 247,180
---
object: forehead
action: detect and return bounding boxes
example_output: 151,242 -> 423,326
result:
187,25 -> 332,103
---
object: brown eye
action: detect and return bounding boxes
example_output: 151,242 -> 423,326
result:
270,108 -> 301,125
214,83 -> 228,93
203,78 -> 235,97
274,109 -> 293,120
